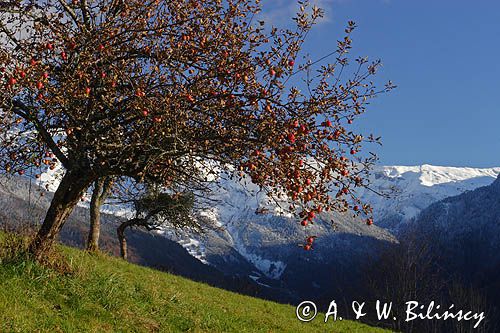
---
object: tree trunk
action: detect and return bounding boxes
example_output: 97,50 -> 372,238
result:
29,168 -> 95,260
86,177 -> 113,252
117,218 -> 143,260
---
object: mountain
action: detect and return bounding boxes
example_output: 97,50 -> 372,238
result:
358,165 -> 500,229
401,172 -> 500,279
145,164 -> 500,302
160,165 -> 499,279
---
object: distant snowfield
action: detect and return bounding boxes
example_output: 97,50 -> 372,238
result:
358,165 -> 500,224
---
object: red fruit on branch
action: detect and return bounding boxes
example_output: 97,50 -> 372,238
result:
20,71 -> 26,78
288,60 -> 295,67
366,218 -> 373,226
61,52 -> 67,61
30,58 -> 37,66
42,72 -> 49,79
85,87 -> 91,95
18,170 -> 25,175
325,119 -> 332,127
287,133 -> 296,143
305,178 -> 311,185
348,119 -> 353,124
303,244 -> 312,251
7,77 -> 16,86
350,149 -> 356,155
306,236 -> 314,244
36,81 -> 44,89
353,205 -> 359,211
301,220 -> 308,227
142,110 -> 148,116
46,42 -> 54,50
98,44 -> 105,52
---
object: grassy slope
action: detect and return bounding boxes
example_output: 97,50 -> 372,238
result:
0,237 -> 389,332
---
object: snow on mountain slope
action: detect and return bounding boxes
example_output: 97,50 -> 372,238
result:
356,165 -> 500,228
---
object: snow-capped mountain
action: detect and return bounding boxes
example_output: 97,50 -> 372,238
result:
155,164 -> 500,282
32,163 -> 500,283
359,165 -> 500,228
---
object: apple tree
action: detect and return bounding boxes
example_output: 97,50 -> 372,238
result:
0,0 -> 393,259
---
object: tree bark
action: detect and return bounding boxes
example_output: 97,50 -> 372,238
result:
86,177 -> 113,252
117,218 -> 144,260
28,168 -> 95,260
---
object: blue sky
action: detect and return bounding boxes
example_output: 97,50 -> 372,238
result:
262,1 -> 500,167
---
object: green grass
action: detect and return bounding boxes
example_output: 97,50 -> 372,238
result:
0,234 -> 390,332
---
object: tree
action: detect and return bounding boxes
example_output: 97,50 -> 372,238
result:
0,0 -> 393,260
117,186 -> 197,260
86,176 -> 114,252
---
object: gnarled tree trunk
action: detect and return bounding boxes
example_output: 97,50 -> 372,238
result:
117,218 -> 144,260
86,177 -> 113,252
28,168 -> 95,260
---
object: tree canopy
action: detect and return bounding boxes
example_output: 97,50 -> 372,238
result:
0,0 -> 393,258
